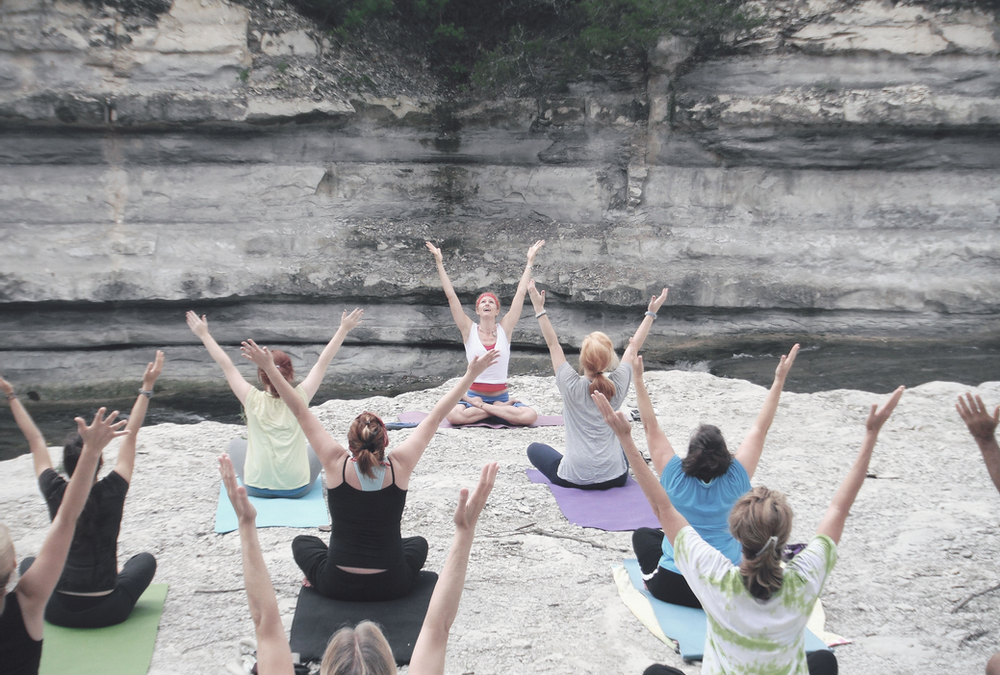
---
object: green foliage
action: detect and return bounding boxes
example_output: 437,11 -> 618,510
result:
277,61 -> 290,74
238,68 -> 250,83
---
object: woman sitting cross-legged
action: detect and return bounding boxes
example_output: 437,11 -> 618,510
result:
218,452 -> 498,675
595,385 -> 905,675
2,353 -> 163,629
187,308 -> 363,498
630,345 -> 799,608
242,338 -> 499,601
525,280 -> 668,489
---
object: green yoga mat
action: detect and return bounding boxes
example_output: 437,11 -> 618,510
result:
39,583 -> 168,675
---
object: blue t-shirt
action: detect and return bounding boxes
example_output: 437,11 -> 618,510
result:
658,454 -> 751,573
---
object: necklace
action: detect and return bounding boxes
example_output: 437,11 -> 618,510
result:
479,324 -> 497,338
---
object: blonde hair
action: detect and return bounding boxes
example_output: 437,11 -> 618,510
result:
579,332 -> 618,400
728,487 -> 793,601
321,621 -> 396,675
0,523 -> 15,592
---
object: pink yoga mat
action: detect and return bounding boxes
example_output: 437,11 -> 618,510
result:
396,411 -> 564,429
527,468 -> 660,531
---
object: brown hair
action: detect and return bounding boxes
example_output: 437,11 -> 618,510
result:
347,412 -> 388,479
579,332 -> 618,400
681,425 -> 732,482
321,621 -> 396,675
258,349 -> 294,397
728,487 -> 793,601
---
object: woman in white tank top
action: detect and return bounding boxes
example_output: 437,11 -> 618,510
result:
426,239 -> 544,427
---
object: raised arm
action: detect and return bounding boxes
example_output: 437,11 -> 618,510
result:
300,308 -> 364,400
632,356 -> 676,474
593,391 -> 689,545
220,454 -> 295,675
621,288 -> 669,365
499,240 -> 545,338
527,279 -> 566,373
114,350 -> 165,484
17,409 -> 128,640
1,376 -> 52,477
187,312 -> 252,404
409,462 -> 498,675
390,350 -> 500,474
734,343 -> 800,479
241,340 -> 347,469
817,386 -> 904,544
956,393 -> 1000,494
426,242 -> 474,342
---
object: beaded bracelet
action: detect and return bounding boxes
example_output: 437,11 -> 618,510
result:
645,311 -> 657,320
139,389 -> 154,398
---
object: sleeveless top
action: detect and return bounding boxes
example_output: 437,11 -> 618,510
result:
243,385 -> 312,491
464,323 -> 510,385
328,458 -> 407,569
0,592 -> 43,675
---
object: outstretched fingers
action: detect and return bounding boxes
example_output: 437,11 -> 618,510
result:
592,391 -> 632,437
648,287 -> 669,313
341,307 -> 364,331
240,339 -> 273,368
75,408 -> 130,449
219,454 -> 256,523
455,462 -> 499,530
867,385 -> 905,432
425,241 -> 443,261
468,348 -> 501,375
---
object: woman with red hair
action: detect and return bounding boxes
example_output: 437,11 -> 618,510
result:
425,239 -> 544,427
186,308 -> 363,498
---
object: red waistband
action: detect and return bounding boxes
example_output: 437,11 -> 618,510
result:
470,382 -> 508,393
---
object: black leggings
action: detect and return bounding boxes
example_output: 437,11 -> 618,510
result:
21,553 -> 157,628
643,650 -> 836,675
632,527 -> 701,608
291,535 -> 428,602
526,442 -> 629,490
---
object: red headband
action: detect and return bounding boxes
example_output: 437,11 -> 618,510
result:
476,292 -> 499,308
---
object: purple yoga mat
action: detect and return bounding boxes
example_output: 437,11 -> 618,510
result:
526,468 -> 660,531
396,411 -> 564,429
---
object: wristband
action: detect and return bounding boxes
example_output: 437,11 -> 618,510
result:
5,392 -> 16,401
535,310 -> 547,318
139,389 -> 154,398
644,311 -> 657,320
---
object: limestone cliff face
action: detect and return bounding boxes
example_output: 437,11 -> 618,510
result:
1,0 -> 998,395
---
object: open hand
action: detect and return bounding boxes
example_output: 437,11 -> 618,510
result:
632,354 -> 645,382
75,407 -> 129,452
340,308 -> 364,333
774,343 -> 800,381
142,350 -> 165,389
467,349 -> 501,379
957,393 -> 999,443
0,376 -> 13,397
186,311 -> 210,338
647,288 -> 669,314
527,279 -> 545,313
425,241 -> 443,264
866,386 -> 905,434
219,453 -> 257,525
592,391 -> 633,438
526,240 -> 545,264
240,339 -> 275,370
454,462 -> 499,532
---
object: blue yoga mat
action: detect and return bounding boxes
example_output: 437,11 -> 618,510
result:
214,477 -> 328,533
623,559 -> 829,660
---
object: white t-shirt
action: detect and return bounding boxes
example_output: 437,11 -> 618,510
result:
464,323 -> 511,385
555,361 -> 631,484
674,526 -> 838,675
243,384 -> 311,490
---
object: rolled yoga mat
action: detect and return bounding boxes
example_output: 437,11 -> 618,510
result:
38,583 -> 168,675
392,411 -> 564,429
526,468 -> 660,531
214,477 -> 328,534
289,571 -> 438,664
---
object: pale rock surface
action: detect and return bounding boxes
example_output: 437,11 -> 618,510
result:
3,371 -> 1000,674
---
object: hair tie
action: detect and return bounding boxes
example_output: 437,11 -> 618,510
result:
754,535 -> 778,558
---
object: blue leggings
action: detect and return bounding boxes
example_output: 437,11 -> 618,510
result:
526,442 -> 628,490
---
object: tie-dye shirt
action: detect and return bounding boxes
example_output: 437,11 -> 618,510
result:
674,526 -> 837,675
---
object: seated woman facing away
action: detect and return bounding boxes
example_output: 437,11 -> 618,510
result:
525,280 -> 668,490
187,308 -> 363,498
242,338 -> 499,602
1,354 -> 162,629
595,385 -> 905,675
630,345 -> 799,608
425,239 -> 544,427
1,408 -> 128,675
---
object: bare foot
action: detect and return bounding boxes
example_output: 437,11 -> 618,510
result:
463,395 -> 484,408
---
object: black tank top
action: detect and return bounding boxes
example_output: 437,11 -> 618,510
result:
328,458 -> 408,569
0,591 -> 43,675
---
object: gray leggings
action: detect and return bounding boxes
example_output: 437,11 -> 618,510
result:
227,438 -> 322,497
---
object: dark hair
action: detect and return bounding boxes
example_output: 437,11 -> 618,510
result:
347,412 -> 388,479
258,349 -> 295,397
729,487 -> 793,601
681,425 -> 731,482
63,431 -> 103,478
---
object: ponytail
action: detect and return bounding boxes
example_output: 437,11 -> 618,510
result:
347,412 -> 388,479
580,332 -> 618,400
728,487 -> 793,601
